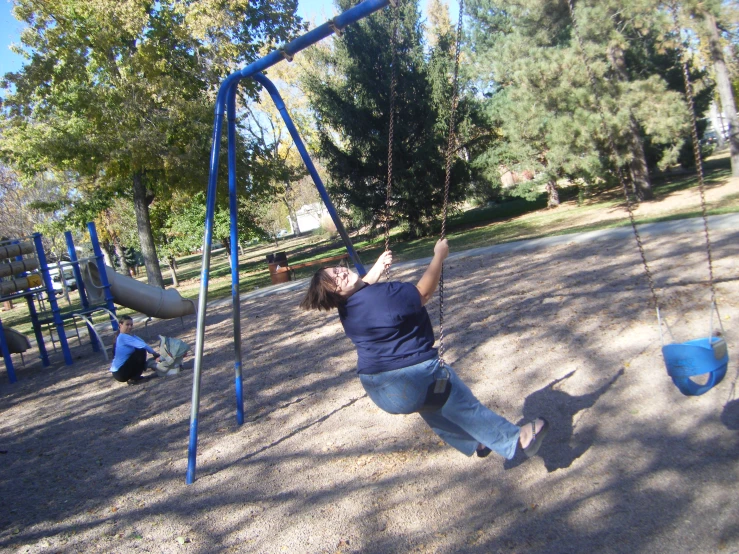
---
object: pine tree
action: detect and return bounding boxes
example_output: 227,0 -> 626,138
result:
301,0 -> 467,238
466,0 -> 693,201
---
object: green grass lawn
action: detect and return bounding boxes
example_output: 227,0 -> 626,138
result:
2,150 -> 737,337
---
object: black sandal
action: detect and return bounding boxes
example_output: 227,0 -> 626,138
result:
476,445 -> 492,458
522,418 -> 549,458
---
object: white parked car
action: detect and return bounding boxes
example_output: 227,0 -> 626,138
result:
48,266 -> 77,295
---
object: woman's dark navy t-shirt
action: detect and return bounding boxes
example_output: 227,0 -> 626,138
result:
339,281 -> 437,374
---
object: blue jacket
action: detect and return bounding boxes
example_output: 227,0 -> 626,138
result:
110,333 -> 156,372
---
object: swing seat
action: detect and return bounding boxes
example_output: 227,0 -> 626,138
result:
662,337 -> 728,396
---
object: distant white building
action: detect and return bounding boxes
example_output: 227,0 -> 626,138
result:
708,102 -> 730,142
291,202 -> 328,234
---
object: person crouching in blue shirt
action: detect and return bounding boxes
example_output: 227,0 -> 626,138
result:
110,315 -> 160,385
300,239 -> 550,462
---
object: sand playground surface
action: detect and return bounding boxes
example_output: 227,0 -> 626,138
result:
1,218 -> 739,553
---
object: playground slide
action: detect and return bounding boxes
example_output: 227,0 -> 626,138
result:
4,328 -> 31,354
82,261 -> 196,320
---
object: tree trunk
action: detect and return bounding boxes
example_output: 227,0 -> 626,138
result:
132,171 -> 164,288
705,11 -> 739,177
710,102 -> 727,148
222,236 -> 232,269
101,240 -> 115,269
167,256 -> 179,287
112,239 -> 127,274
626,119 -> 652,200
607,44 -> 653,200
289,213 -> 301,237
546,180 -> 560,208
282,197 -> 301,237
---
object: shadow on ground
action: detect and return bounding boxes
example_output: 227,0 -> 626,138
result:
1,229 -> 738,553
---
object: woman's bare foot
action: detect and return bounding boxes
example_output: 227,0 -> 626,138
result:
518,418 -> 548,450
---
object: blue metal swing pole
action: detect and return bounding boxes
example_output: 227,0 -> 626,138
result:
186,0 -> 391,484
187,75 -> 232,485
252,73 -> 366,275
227,84 -> 245,426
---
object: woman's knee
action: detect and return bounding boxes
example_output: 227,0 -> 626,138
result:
111,371 -> 128,383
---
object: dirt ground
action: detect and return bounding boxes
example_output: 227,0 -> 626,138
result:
2,192 -> 739,553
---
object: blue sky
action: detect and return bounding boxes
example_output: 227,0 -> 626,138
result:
0,0 -> 448,78
0,0 -> 23,77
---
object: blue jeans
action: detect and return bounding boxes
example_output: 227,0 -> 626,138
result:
359,357 -> 520,459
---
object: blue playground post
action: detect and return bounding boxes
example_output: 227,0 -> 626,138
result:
87,222 -> 118,331
0,318 -> 17,383
8,238 -> 50,367
186,0 -> 391,484
33,233 -> 73,365
24,290 -> 49,367
64,231 -> 98,353
65,231 -> 90,310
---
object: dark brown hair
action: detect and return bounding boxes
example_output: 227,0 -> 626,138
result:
300,268 -> 345,311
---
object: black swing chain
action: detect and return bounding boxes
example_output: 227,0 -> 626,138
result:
438,0 -> 465,364
384,0 -> 400,280
670,4 -> 718,308
566,0 -> 660,312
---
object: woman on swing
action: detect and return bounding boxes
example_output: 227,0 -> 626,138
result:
301,238 -> 550,462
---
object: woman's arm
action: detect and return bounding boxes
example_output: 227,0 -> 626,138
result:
119,333 -> 159,358
362,250 -> 393,285
416,239 -> 449,306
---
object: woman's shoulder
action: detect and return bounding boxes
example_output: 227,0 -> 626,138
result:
365,281 -> 410,292
350,281 -> 417,306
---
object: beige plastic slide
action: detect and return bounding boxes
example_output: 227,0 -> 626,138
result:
82,261 -> 195,319
4,328 -> 31,354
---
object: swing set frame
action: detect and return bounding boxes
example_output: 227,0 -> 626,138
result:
187,0 -> 727,485
186,0 -> 395,485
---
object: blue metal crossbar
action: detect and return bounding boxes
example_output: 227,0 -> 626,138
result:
187,0 -> 391,484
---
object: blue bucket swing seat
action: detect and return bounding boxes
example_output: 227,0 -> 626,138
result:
659,304 -> 729,396
663,336 -> 728,396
